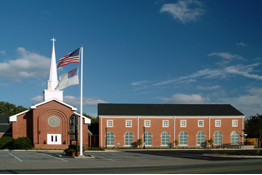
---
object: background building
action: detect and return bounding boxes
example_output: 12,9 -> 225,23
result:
98,104 -> 245,148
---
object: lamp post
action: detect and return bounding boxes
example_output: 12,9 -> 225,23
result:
143,126 -> 145,149
105,128 -> 107,148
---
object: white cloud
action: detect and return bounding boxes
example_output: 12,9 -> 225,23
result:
31,95 -> 107,107
237,42 -> 247,46
0,50 -> 6,55
152,63 -> 262,88
208,52 -> 244,60
0,47 -> 50,82
131,80 -> 149,86
0,83 -> 7,86
160,0 -> 204,24
161,93 -> 210,104
197,85 -> 221,90
248,87 -> 262,95
31,95 -> 43,102
64,96 -> 106,107
220,95 -> 262,117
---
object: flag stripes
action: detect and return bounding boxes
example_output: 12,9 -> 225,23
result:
57,48 -> 80,68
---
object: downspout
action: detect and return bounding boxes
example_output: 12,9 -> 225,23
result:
174,116 -> 176,148
137,116 -> 139,148
209,116 -> 211,147
100,116 -> 102,148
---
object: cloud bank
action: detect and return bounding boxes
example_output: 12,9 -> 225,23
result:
160,0 -> 204,24
0,47 -> 50,82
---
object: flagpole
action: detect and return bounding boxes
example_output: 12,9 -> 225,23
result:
80,45 -> 83,156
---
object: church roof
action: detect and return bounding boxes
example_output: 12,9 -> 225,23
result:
98,103 -> 244,116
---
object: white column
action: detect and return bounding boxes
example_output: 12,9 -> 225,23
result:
209,116 -> 211,147
137,116 -> 139,148
174,116 -> 176,147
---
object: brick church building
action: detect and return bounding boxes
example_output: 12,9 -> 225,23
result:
2,39 -> 91,149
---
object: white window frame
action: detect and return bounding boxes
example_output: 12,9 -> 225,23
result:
126,120 -> 132,127
198,120 -> 204,127
107,120 -> 113,127
47,134 -> 61,145
163,120 -> 169,127
232,120 -> 238,127
180,120 -> 186,127
144,120 -> 151,127
215,120 -> 221,127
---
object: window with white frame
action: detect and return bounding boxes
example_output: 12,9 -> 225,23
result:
198,120 -> 204,127
106,132 -> 114,146
181,120 -> 186,127
145,120 -> 150,127
214,131 -> 222,145
126,120 -> 132,127
124,132 -> 133,146
231,131 -> 239,144
107,120 -> 113,127
215,120 -> 221,127
161,132 -> 170,145
144,132 -> 152,145
179,132 -> 187,145
163,120 -> 168,127
232,120 -> 238,127
196,132 -> 205,146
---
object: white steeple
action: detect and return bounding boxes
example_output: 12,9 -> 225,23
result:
43,38 -> 63,101
47,38 -> 58,90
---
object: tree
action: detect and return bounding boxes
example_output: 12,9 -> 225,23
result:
244,114 -> 262,148
0,101 -> 28,115
82,112 -> 99,124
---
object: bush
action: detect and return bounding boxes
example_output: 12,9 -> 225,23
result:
65,144 -> 85,152
0,136 -> 14,149
12,137 -> 33,149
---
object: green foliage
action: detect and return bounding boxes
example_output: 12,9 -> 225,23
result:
137,139 -> 143,147
244,114 -> 262,148
12,137 -> 33,149
174,140 -> 179,146
65,144 -> 85,152
0,136 -> 14,149
208,138 -> 214,146
0,101 -> 28,115
82,112 -> 99,124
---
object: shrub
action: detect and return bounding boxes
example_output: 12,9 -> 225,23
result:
0,136 -> 13,149
137,139 -> 143,147
12,137 -> 33,149
174,140 -> 179,146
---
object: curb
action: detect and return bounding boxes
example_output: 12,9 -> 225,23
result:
203,153 -> 262,158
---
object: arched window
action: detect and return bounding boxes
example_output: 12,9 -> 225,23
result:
214,131 -> 222,145
144,132 -> 152,145
106,132 -> 114,146
161,132 -> 170,146
231,131 -> 239,144
125,132 -> 133,146
197,132 -> 205,146
179,132 -> 187,145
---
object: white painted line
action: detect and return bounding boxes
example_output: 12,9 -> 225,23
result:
41,153 -> 68,162
9,153 -> 23,162
95,156 -> 115,161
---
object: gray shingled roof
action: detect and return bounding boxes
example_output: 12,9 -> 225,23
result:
0,115 -> 12,133
98,104 -> 244,116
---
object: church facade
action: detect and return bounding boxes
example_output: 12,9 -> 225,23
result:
5,39 -> 91,149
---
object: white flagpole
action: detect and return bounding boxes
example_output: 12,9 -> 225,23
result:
80,45 -> 83,156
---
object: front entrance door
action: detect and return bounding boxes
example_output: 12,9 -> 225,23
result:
47,134 -> 61,145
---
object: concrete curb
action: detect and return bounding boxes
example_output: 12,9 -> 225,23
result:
203,153 -> 262,158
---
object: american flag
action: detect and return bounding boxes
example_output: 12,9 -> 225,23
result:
57,47 -> 80,68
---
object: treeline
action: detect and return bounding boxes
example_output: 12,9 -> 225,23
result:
245,114 -> 262,148
0,101 -> 28,115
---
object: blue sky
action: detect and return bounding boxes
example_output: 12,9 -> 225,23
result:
1,0 -> 262,118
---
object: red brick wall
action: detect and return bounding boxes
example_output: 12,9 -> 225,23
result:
99,116 -> 244,148
12,100 -> 89,149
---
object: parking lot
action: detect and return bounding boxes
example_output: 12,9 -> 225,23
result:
0,149 -> 243,163
1,149 -> 262,174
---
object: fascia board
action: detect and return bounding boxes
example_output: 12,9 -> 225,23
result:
31,98 -> 77,111
74,112 -> 91,124
9,110 -> 29,122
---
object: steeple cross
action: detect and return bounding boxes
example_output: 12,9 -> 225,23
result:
51,37 -> 56,44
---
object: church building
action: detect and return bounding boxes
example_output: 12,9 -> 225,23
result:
6,39 -> 91,149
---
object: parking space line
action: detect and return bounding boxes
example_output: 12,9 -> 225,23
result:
41,153 -> 68,162
9,153 -> 23,162
95,156 -> 115,161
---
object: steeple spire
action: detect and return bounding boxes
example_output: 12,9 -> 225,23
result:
47,38 -> 58,90
43,38 -> 63,101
